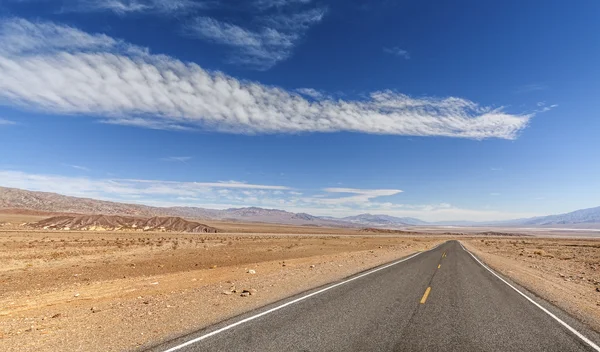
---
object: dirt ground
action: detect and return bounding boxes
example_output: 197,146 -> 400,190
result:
0,226 -> 443,352
463,238 -> 600,332
2,212 -> 599,352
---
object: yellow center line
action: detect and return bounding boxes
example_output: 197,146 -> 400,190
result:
438,264 -> 441,269
420,287 -> 432,304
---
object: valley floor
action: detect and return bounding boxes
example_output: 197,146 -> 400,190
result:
0,228 -> 442,352
0,225 -> 598,351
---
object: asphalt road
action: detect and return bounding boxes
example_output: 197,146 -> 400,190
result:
150,240 -> 600,352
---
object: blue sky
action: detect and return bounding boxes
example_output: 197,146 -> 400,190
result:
0,0 -> 599,221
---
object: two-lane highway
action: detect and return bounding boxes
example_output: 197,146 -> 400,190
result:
150,241 -> 600,352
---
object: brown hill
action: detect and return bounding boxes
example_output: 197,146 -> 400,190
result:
0,187 -> 163,217
31,215 -> 218,233
0,187 -> 353,227
0,208 -> 82,216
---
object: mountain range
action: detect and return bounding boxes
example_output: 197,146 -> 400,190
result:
1,186 -> 599,228
509,206 -> 600,226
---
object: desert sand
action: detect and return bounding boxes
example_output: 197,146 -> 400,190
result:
1,213 -> 599,351
0,216 -> 444,351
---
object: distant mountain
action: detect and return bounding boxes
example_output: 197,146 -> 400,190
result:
340,213 -> 429,227
508,206 -> 600,226
4,186 -> 597,228
218,207 -> 349,226
292,213 -> 321,221
0,187 -> 353,227
0,186 -> 161,216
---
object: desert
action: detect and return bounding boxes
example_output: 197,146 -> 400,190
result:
0,212 -> 443,351
0,209 -> 598,351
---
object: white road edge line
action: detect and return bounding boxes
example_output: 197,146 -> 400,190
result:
160,243 -> 442,352
459,241 -> 600,352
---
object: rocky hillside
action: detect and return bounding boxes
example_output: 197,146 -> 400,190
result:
3,186 -> 599,228
0,187 -> 352,227
31,215 -> 218,233
0,186 -> 162,216
513,206 -> 600,226
341,214 -> 429,226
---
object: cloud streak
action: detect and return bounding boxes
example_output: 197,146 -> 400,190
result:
314,187 -> 403,206
0,19 -> 532,139
186,17 -> 298,69
0,118 -> 16,125
65,0 -> 208,15
253,0 -> 313,10
0,170 -> 289,198
383,46 -> 410,59
296,88 -> 325,100
161,156 -> 192,162
186,6 -> 326,69
515,83 -> 548,94
63,164 -> 91,172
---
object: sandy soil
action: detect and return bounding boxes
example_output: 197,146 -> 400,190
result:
3,211 -> 599,352
463,238 -> 600,332
0,228 -> 443,352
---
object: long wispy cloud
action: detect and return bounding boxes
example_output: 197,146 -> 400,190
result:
187,17 -> 297,69
0,18 -> 532,139
64,0 -> 208,15
10,0 -> 323,69
63,164 -> 91,172
161,156 -> 192,162
514,83 -> 548,94
0,170 -> 540,221
0,118 -> 16,125
320,188 -> 402,205
253,0 -> 313,10
186,5 -> 326,69
0,170 -> 289,198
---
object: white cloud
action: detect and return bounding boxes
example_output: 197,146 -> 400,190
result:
187,17 -> 298,69
515,83 -> 548,94
63,164 -> 91,172
0,118 -> 16,125
18,0 -> 322,68
100,117 -> 195,131
263,7 -> 326,31
161,156 -> 192,162
65,0 -> 207,15
185,1 -> 326,69
383,46 -> 410,59
296,88 -> 325,100
0,170 -> 289,198
314,187 -> 403,206
536,103 -> 558,113
187,7 -> 325,69
254,0 -> 313,10
0,19 -> 533,139
324,187 -> 402,197
0,18 -> 119,55
0,169 -> 540,221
